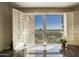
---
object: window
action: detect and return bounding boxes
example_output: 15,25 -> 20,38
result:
34,14 -> 64,44
46,15 -> 63,30
34,15 -> 43,31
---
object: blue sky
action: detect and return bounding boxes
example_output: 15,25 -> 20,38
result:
34,15 -> 43,30
34,15 -> 62,30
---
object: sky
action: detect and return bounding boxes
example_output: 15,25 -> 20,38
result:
34,15 -> 62,30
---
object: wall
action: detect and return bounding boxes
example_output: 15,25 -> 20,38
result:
0,3 -> 12,51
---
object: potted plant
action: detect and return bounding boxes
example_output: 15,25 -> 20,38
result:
60,38 -> 67,48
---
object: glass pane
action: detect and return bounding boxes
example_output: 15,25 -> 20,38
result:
46,15 -> 63,44
34,15 -> 44,44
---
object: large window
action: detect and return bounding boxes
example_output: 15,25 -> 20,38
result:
34,14 -> 63,44
46,15 -> 63,44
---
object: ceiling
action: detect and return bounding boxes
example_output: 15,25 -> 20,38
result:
11,2 -> 79,8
